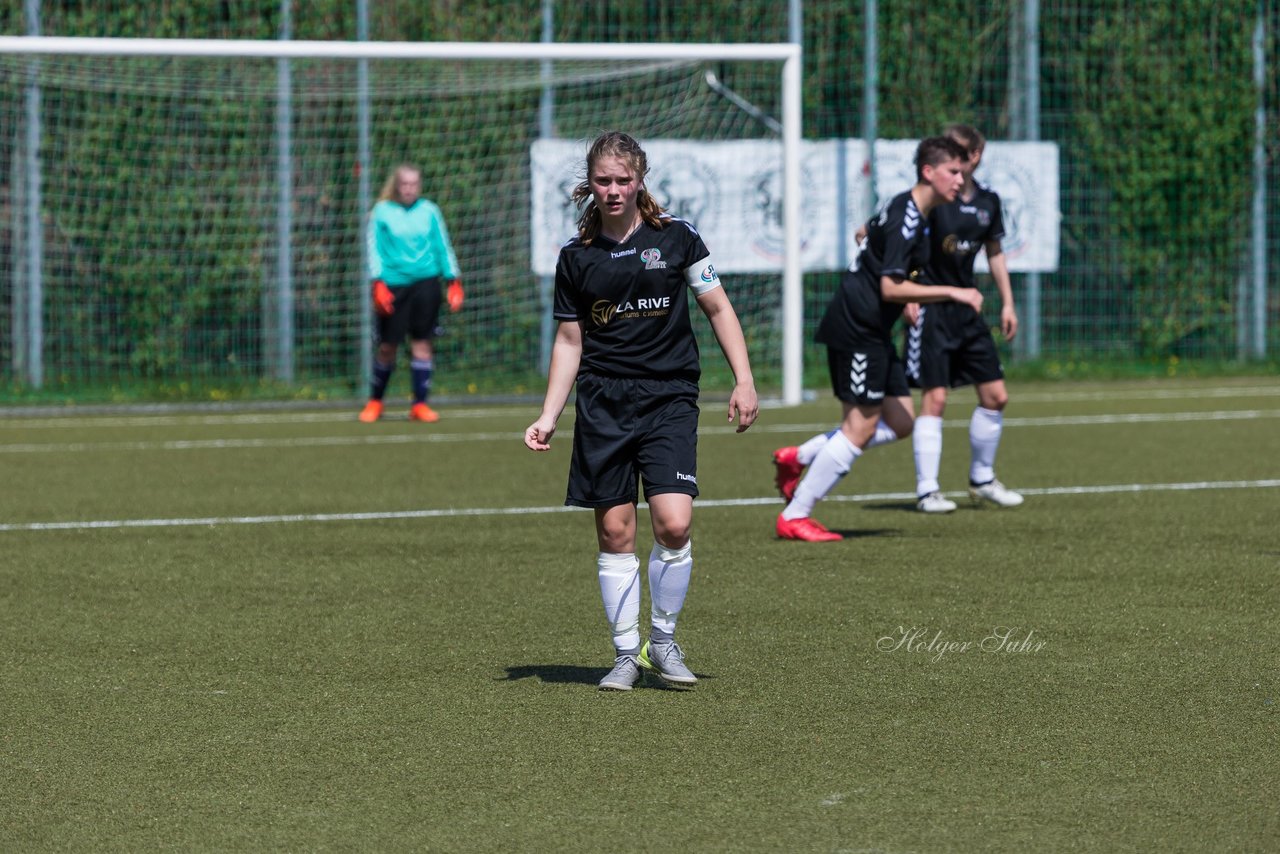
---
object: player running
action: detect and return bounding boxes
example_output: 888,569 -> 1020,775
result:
775,136 -> 979,542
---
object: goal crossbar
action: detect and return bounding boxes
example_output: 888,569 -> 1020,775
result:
0,36 -> 796,63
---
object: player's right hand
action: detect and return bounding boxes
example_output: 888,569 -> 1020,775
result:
372,279 -> 395,317
524,418 -> 556,451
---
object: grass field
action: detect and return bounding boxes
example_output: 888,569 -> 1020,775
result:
2,377 -> 1277,852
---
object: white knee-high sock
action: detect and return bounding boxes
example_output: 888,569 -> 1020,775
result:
798,422 -> 896,466
865,421 -> 899,449
913,415 -> 944,496
648,541 -> 692,639
797,431 -> 834,466
969,406 -> 1003,485
597,552 -> 641,654
782,430 -> 861,520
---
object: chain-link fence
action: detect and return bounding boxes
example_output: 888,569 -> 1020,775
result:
2,1 -> 1277,403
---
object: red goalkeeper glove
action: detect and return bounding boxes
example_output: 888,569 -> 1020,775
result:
446,279 -> 464,313
372,279 -> 394,317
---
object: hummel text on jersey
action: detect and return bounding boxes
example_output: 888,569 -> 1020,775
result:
610,247 -> 637,259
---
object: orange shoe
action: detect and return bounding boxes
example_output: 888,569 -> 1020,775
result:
772,446 -> 804,501
409,402 -> 439,422
776,513 -> 842,542
358,399 -> 383,423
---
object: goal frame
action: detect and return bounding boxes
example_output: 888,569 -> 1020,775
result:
0,36 -> 805,404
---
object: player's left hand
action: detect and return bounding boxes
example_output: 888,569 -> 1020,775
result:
904,302 -> 921,326
728,381 -> 759,433
446,279 -> 465,313
1001,305 -> 1019,341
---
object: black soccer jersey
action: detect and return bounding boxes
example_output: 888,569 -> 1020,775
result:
817,190 -> 931,343
918,182 -> 1005,289
553,216 -> 713,381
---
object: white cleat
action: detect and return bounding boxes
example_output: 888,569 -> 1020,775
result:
917,491 -> 958,514
969,479 -> 1024,508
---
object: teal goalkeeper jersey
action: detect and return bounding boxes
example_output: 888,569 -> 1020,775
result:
366,198 -> 461,286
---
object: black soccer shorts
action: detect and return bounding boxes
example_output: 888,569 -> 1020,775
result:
377,276 -> 444,344
827,341 -> 910,406
905,301 -> 1004,390
565,374 -> 701,508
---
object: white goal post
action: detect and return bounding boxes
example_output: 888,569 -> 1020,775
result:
1,36 -> 804,404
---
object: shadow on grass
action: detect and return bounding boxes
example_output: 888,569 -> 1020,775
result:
501,664 -> 602,685
824,526 -> 904,539
501,664 -> 711,688
859,501 -> 929,514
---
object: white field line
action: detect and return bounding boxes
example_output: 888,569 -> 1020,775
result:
2,382 -> 1278,431
0,431 -> 521,454
0,407 -> 513,430
1,479 -> 1277,534
0,408 -> 1278,454
1011,384 -> 1280,403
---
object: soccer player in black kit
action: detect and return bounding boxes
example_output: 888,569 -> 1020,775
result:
524,131 -> 758,690
776,136 -> 981,542
907,124 -> 1024,513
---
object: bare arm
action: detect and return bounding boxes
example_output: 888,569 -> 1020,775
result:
695,287 -> 759,433
881,275 -> 983,314
524,320 -> 583,451
985,240 -> 1018,341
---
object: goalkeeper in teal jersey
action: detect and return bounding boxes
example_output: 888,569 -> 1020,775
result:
359,163 -> 464,424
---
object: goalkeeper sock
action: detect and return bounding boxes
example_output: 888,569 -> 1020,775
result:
410,359 -> 434,403
370,360 -> 394,401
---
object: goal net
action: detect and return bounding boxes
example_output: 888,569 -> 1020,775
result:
0,38 -> 800,405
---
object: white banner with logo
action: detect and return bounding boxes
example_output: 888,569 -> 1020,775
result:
530,138 -> 1059,275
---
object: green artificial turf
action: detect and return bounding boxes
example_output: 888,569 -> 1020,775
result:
1,377 -> 1277,851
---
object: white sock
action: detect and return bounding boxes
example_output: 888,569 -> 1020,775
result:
796,431 -> 834,466
913,415 -> 943,496
969,406 -> 1003,485
597,552 -> 641,654
865,421 -> 899,449
648,541 -> 692,638
783,431 -> 861,520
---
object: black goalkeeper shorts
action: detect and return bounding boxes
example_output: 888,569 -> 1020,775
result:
377,276 -> 443,344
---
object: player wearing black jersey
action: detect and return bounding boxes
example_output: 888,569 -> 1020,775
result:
908,124 -> 1023,512
776,136 -> 980,543
524,131 -> 758,690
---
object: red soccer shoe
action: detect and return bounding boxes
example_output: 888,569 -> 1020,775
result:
772,446 -> 804,501
776,514 -> 842,542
